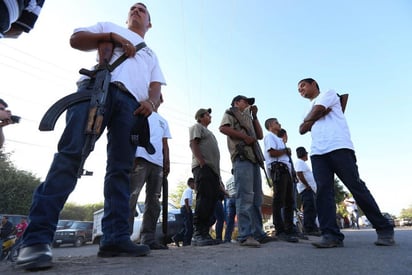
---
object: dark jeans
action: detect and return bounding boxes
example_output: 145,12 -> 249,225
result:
175,206 -> 193,246
271,168 -> 295,234
300,189 -> 318,232
211,200 -> 224,240
192,165 -> 220,236
224,197 -> 236,242
311,149 -> 393,241
22,81 -> 141,247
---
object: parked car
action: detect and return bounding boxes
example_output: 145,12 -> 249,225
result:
92,202 -> 184,245
53,221 -> 93,247
399,218 -> 412,227
56,219 -> 75,230
381,212 -> 395,227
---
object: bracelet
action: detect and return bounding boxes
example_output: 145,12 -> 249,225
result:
147,99 -> 156,110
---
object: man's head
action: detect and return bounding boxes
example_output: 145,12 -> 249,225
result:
298,78 -> 320,100
1,216 -> 8,225
195,108 -> 212,124
296,146 -> 308,159
277,128 -> 288,143
231,95 -> 255,109
264,118 -> 281,133
187,177 -> 195,189
127,3 -> 152,36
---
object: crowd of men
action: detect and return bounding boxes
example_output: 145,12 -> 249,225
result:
0,2 -> 395,272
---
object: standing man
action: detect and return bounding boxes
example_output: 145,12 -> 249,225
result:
0,0 -> 45,38
343,193 -> 360,229
17,3 -> 165,270
189,108 -> 221,246
172,178 -> 195,247
295,146 -> 320,236
263,118 -> 298,243
220,95 -> 274,247
128,94 -> 171,250
223,174 -> 236,243
298,78 -> 395,248
0,216 -> 14,256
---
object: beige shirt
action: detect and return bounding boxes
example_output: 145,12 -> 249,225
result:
220,108 -> 256,163
189,123 -> 220,176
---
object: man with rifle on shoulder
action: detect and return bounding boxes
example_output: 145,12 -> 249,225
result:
219,95 -> 276,248
17,3 -> 165,271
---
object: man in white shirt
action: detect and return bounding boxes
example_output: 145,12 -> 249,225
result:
295,146 -> 320,236
298,78 -> 394,248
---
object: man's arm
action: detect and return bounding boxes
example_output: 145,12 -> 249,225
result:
296,171 -> 312,190
299,105 -> 328,134
268,147 -> 290,158
190,138 -> 205,167
134,82 -> 162,117
184,198 -> 191,213
219,125 -> 256,145
250,106 -> 263,140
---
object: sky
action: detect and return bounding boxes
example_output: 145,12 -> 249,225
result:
1,0 -> 411,216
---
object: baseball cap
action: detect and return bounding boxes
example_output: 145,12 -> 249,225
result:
231,95 -> 255,106
195,108 -> 212,120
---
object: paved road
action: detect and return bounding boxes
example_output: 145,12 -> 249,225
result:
1,228 -> 411,274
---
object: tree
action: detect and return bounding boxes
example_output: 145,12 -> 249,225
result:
60,202 -> 104,221
399,205 -> 412,219
0,151 -> 41,214
169,181 -> 187,208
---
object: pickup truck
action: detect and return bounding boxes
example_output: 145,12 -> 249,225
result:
92,202 -> 184,245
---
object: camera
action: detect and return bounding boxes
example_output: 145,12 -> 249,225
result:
10,115 -> 21,123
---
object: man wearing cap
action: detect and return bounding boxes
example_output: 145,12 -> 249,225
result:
220,95 -> 273,247
189,108 -> 221,246
295,146 -> 320,236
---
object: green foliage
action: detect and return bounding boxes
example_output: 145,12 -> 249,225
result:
169,181 -> 188,208
399,205 -> 412,219
0,151 -> 41,214
60,202 -> 104,221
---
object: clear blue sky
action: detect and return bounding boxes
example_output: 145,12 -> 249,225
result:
0,1 -> 411,216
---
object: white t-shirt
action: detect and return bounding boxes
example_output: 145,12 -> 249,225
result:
294,158 -> 317,194
263,132 -> 291,172
344,197 -> 358,213
135,112 -> 171,167
74,22 -> 166,103
308,89 -> 354,155
180,187 -> 193,207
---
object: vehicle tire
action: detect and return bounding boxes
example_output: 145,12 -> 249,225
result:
52,242 -> 60,248
74,237 -> 84,247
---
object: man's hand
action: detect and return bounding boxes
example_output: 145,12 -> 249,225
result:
133,101 -> 153,117
250,105 -> 258,119
243,135 -> 256,145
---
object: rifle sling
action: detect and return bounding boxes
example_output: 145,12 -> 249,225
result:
107,42 -> 147,72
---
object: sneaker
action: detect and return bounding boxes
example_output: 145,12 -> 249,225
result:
312,237 -> 343,248
374,235 -> 395,246
240,237 -> 261,248
171,235 -> 180,247
147,242 -> 168,250
98,241 -> 150,257
277,232 -> 299,243
191,235 -> 215,246
258,235 -> 278,244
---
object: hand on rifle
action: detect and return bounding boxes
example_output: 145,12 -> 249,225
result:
109,32 -> 136,57
243,135 -> 256,145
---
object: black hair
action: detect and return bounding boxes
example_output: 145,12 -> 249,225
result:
299,78 -> 319,90
277,128 -> 287,138
264,118 -> 277,130
187,177 -> 194,185
0,98 -> 8,107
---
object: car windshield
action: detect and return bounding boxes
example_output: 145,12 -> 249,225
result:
69,222 -> 90,229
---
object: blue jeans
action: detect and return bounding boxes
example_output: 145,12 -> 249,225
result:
300,189 -> 318,232
224,197 -> 236,242
176,206 -> 193,246
311,149 -> 393,241
22,81 -> 141,247
234,159 -> 266,242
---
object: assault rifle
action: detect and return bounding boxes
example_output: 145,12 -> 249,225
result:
39,42 -> 147,178
228,107 -> 272,188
